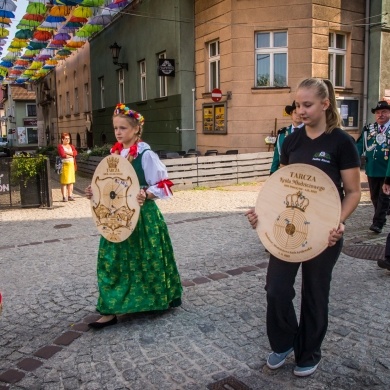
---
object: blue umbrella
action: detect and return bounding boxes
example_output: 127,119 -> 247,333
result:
46,15 -> 66,23
0,60 -> 13,67
0,10 -> 14,18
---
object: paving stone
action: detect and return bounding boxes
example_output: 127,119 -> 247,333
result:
34,345 -> 63,360
53,331 -> 81,346
16,358 -> 43,372
0,369 -> 25,384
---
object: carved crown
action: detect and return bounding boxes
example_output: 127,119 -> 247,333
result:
107,156 -> 119,169
286,191 -> 309,212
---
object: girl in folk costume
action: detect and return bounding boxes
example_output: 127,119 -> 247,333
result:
85,103 -> 182,329
57,132 -> 78,202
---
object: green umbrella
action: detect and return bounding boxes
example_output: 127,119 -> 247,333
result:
26,3 -> 48,15
15,29 -> 33,39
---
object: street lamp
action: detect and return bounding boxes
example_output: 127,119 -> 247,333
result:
109,42 -> 128,71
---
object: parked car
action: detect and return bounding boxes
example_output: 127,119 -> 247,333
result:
0,137 -> 10,157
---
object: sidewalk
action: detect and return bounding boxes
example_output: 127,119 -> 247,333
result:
0,170 -> 389,389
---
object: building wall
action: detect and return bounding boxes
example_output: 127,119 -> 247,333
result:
195,0 -> 366,153
55,42 -> 92,148
89,0 -> 195,152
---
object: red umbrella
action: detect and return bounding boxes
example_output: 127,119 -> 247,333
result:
69,16 -> 87,23
22,14 -> 44,22
33,30 -> 52,41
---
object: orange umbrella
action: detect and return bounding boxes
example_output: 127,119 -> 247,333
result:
33,30 -> 52,41
49,6 -> 72,17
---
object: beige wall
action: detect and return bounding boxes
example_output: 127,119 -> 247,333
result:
56,42 -> 92,148
195,0 -> 365,153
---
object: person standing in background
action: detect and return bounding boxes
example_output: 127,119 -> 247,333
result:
57,132 -> 77,202
270,101 -> 304,174
356,101 -> 390,233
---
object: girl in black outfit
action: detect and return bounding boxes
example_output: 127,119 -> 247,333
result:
246,78 -> 361,377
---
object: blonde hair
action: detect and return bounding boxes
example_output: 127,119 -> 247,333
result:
113,113 -> 143,140
297,78 -> 342,133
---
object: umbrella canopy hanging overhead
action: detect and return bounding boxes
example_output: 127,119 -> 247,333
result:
28,40 -> 48,50
46,15 -> 66,23
8,40 -> 28,49
56,48 -> 71,56
33,30 -> 52,41
0,0 -> 17,12
74,29 -> 92,38
17,19 -> 40,29
26,2 -> 47,15
65,40 -> 84,48
69,16 -> 87,23
15,29 -> 33,39
49,6 -> 72,17
72,6 -> 93,18
0,17 -> 12,24
22,13 -> 45,22
53,0 -> 83,5
80,0 -> 105,6
79,24 -> 103,33
88,14 -> 113,26
107,0 -> 128,10
0,27 -> 9,38
0,10 -> 14,18
53,32 -> 70,40
39,21 -> 63,29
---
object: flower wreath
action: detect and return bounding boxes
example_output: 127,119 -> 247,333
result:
113,103 -> 145,126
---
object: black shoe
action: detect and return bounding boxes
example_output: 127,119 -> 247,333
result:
369,224 -> 382,234
88,316 -> 117,329
377,258 -> 390,271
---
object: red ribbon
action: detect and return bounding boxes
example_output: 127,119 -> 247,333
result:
129,144 -> 138,159
157,179 -> 174,195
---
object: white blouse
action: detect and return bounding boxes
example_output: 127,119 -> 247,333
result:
120,142 -> 172,199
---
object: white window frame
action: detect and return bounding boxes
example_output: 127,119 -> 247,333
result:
208,40 -> 220,91
140,60 -> 147,101
99,77 -> 105,109
118,69 -> 125,102
255,31 -> 288,87
328,32 -> 347,88
158,52 -> 167,97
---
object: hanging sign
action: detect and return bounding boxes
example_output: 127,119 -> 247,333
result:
158,59 -> 175,77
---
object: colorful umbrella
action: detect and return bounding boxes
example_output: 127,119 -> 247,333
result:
72,6 -> 93,18
53,32 -> 70,40
88,14 -> 113,26
0,0 -> 17,13
63,21 -> 83,29
15,59 -> 30,66
0,17 -> 12,24
53,0 -> 83,5
33,30 -> 52,41
0,60 -> 13,67
65,40 -> 84,48
28,41 -> 48,50
0,39 -> 6,45
0,10 -> 14,18
0,27 -> 9,38
79,24 -> 103,33
49,5 -> 72,17
26,2 -> 47,15
17,20 -> 41,29
56,49 -> 71,56
75,29 -> 92,38
107,0 -> 128,10
46,15 -> 66,23
80,0 -> 104,6
15,29 -> 33,39
8,40 -> 28,48
69,16 -> 87,23
22,14 -> 45,22
39,21 -> 63,29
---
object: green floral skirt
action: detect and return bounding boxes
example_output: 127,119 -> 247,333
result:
96,200 -> 182,315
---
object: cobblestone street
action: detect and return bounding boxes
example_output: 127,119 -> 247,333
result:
0,170 -> 389,389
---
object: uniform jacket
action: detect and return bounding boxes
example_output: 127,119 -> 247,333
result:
356,121 -> 390,177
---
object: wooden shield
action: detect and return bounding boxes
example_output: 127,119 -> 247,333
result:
255,163 -> 341,262
90,155 -> 140,243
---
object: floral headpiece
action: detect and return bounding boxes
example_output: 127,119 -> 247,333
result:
114,103 -> 145,126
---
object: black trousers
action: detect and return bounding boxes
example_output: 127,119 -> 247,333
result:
265,239 -> 342,367
367,176 -> 390,227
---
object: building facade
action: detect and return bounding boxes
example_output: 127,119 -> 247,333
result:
89,0 -> 195,152
195,0 -> 366,153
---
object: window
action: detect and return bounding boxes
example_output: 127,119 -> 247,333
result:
26,104 -> 36,116
140,60 -> 147,101
255,31 -> 287,87
66,91 -> 70,115
328,32 -> 346,87
58,95 -> 62,116
74,87 -> 79,114
118,69 -> 125,102
84,83 -> 89,112
208,41 -> 220,91
158,52 -> 167,97
99,77 -> 105,108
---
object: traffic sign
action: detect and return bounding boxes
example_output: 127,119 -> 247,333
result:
211,88 -> 222,102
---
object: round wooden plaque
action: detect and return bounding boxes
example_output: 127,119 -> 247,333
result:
255,163 -> 341,262
90,155 -> 140,243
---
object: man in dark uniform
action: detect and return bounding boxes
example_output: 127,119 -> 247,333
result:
270,101 -> 303,174
356,101 -> 390,233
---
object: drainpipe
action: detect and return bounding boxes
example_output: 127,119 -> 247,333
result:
363,0 -> 369,126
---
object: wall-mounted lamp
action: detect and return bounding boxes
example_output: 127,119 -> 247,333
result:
109,42 -> 128,71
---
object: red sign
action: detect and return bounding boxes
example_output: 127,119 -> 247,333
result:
211,88 -> 222,102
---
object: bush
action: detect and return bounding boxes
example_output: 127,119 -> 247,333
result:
37,145 -> 56,157
11,153 -> 48,187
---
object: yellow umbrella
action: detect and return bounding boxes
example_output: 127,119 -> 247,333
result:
65,40 -> 84,48
28,61 -> 43,70
72,6 -> 93,18
0,27 -> 9,38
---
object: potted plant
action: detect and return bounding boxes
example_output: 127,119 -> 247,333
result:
11,153 -> 48,207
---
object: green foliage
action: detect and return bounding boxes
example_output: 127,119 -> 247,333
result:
37,145 -> 56,157
11,153 -> 47,187
78,144 -> 111,160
